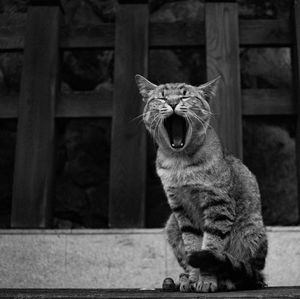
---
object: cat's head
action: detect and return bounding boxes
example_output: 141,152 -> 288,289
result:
135,75 -> 220,152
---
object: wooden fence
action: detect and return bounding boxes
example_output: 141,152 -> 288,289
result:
0,0 -> 299,228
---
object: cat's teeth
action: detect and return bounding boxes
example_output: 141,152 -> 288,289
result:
180,143 -> 183,147
171,143 -> 175,147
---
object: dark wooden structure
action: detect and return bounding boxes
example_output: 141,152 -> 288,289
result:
109,1 -> 149,227
11,3 -> 61,228
0,0 -> 299,227
0,287 -> 300,298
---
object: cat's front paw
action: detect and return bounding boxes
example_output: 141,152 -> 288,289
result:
191,274 -> 218,293
179,273 -> 191,292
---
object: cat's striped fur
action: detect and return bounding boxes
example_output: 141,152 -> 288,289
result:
135,75 -> 268,292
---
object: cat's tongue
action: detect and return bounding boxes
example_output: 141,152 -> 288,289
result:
164,114 -> 186,149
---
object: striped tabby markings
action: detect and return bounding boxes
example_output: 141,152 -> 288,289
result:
181,226 -> 203,236
206,213 -> 234,223
200,196 -> 231,210
171,205 -> 184,213
203,226 -> 230,239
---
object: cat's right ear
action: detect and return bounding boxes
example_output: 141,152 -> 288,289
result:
198,75 -> 221,102
135,74 -> 157,101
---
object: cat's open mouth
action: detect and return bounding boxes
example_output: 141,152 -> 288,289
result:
163,114 -> 188,149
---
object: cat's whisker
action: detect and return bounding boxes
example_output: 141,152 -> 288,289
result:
202,110 -> 218,121
148,113 -> 163,144
189,111 -> 212,131
156,118 -> 164,145
150,114 -> 162,131
185,114 -> 193,137
203,110 -> 216,116
130,112 -> 149,125
188,111 -> 211,138
188,111 -> 204,125
132,112 -> 148,120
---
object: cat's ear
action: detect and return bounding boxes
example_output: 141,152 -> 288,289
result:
135,74 -> 157,100
198,75 -> 221,102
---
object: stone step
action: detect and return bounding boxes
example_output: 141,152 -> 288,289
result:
0,227 -> 299,288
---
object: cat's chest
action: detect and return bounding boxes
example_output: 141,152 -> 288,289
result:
156,156 -> 213,187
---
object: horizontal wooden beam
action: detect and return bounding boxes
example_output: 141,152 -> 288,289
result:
242,89 -> 295,115
0,92 -> 112,119
240,19 -> 291,46
0,26 -> 24,50
62,19 -> 292,48
0,20 -> 292,50
30,0 -> 65,14
56,92 -> 112,118
150,22 -> 204,47
60,24 -> 115,49
0,89 -> 295,119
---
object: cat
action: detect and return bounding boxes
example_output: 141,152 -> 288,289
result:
135,74 -> 268,293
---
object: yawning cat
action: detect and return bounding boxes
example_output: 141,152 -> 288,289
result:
135,74 -> 268,292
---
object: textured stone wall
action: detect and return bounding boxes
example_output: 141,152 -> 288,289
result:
0,0 -> 297,228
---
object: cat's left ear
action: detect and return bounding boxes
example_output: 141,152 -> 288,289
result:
198,75 -> 221,102
135,74 -> 157,101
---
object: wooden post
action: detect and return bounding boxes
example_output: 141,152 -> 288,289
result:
109,0 -> 148,227
293,0 -> 300,221
11,1 -> 61,228
205,0 -> 242,159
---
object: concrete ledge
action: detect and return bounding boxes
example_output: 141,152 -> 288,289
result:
0,227 -> 299,288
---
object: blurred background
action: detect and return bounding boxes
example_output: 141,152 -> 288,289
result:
0,0 -> 297,229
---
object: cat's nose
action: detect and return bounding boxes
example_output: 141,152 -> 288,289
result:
169,103 -> 178,110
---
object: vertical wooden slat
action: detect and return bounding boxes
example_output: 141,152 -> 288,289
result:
293,0 -> 300,221
109,1 -> 148,228
205,0 -> 242,159
11,2 -> 61,228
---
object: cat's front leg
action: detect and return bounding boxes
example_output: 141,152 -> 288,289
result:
172,213 -> 203,291
165,213 -> 200,292
188,232 -> 229,293
190,192 -> 235,292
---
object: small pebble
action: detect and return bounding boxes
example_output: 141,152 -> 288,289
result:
162,277 -> 176,291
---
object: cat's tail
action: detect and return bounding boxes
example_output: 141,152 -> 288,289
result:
188,250 -> 266,290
